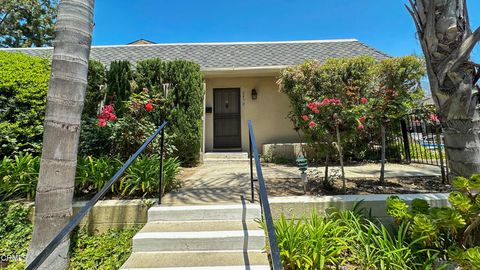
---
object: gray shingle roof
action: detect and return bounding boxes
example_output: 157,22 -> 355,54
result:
1,39 -> 389,70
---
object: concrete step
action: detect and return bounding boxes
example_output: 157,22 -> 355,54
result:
120,251 -> 270,269
161,187 -> 254,205
133,229 -> 265,252
148,204 -> 261,222
140,220 -> 261,232
204,152 -> 249,163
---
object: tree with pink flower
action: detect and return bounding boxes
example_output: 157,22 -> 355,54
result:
368,56 -> 425,184
300,97 -> 369,191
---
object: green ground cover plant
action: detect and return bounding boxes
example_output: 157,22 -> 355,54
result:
0,154 -> 181,200
0,202 -> 139,270
269,207 -> 440,270
387,174 -> 480,269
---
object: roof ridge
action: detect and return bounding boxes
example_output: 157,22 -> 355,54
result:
0,39 -> 359,51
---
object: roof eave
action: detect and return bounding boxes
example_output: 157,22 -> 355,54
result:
202,65 -> 287,78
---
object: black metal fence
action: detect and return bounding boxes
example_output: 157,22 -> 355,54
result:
368,113 -> 448,182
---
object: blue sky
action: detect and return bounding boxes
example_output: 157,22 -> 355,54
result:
92,0 -> 479,61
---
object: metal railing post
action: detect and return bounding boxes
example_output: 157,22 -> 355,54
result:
249,132 -> 254,203
158,127 -> 165,204
248,120 -> 283,270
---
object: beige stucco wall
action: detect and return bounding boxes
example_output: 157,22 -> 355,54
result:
205,76 -> 300,152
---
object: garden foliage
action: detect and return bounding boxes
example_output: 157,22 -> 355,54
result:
80,58 -> 204,166
0,51 -> 50,157
387,174 -> 480,269
269,207 -> 442,270
0,202 -> 139,270
0,154 -> 181,200
278,56 -> 425,164
0,51 -> 204,167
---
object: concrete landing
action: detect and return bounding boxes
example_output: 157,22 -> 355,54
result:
162,161 -> 253,205
163,161 -> 441,205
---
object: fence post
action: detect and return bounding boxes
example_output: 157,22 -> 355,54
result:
400,119 -> 411,163
436,125 -> 447,184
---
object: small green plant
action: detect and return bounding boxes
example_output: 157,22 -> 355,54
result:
75,156 -> 121,194
387,174 -> 480,268
0,202 -> 33,265
120,155 -> 180,196
265,207 -> 439,270
69,227 -> 140,270
0,153 -> 40,200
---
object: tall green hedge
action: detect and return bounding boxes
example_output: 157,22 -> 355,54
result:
82,60 -> 107,118
135,59 -> 205,166
106,60 -> 133,116
0,51 -> 50,156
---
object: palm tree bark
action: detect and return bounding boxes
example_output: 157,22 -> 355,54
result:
407,0 -> 480,177
26,0 -> 95,269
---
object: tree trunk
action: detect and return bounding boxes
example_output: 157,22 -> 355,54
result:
324,152 -> 329,187
380,124 -> 386,184
335,125 -> 346,192
26,0 -> 95,269
407,0 -> 480,178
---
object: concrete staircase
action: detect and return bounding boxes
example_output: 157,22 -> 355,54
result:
120,203 -> 270,270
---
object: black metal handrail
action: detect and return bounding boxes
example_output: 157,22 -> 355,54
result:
248,120 -> 283,270
26,121 -> 168,270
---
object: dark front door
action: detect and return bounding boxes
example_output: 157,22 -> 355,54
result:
214,88 -> 241,149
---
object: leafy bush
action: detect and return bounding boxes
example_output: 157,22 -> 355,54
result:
0,51 -> 50,156
0,153 -> 40,200
0,202 -> 33,263
120,155 -> 180,196
269,207 -> 439,270
75,156 -> 121,194
1,154 -> 180,200
82,60 -> 107,118
278,56 -> 425,165
69,227 -> 140,270
387,174 -> 480,268
106,60 -> 134,117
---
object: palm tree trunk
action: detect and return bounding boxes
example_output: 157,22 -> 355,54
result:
407,0 -> 480,178
380,123 -> 386,184
26,0 -> 95,269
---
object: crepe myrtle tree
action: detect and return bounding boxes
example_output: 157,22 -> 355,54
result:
407,0 -> 480,177
368,56 -> 425,184
300,97 -> 368,191
26,0 -> 95,269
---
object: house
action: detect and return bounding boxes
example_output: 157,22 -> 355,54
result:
3,39 -> 388,154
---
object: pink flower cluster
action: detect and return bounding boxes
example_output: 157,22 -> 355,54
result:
98,104 -> 117,127
307,98 -> 342,113
429,113 -> 439,123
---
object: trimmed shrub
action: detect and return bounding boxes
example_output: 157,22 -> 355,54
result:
135,59 -> 205,166
82,60 -> 107,118
0,51 -> 50,156
106,60 -> 133,116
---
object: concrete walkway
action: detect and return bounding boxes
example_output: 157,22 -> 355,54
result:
162,161 -> 441,205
